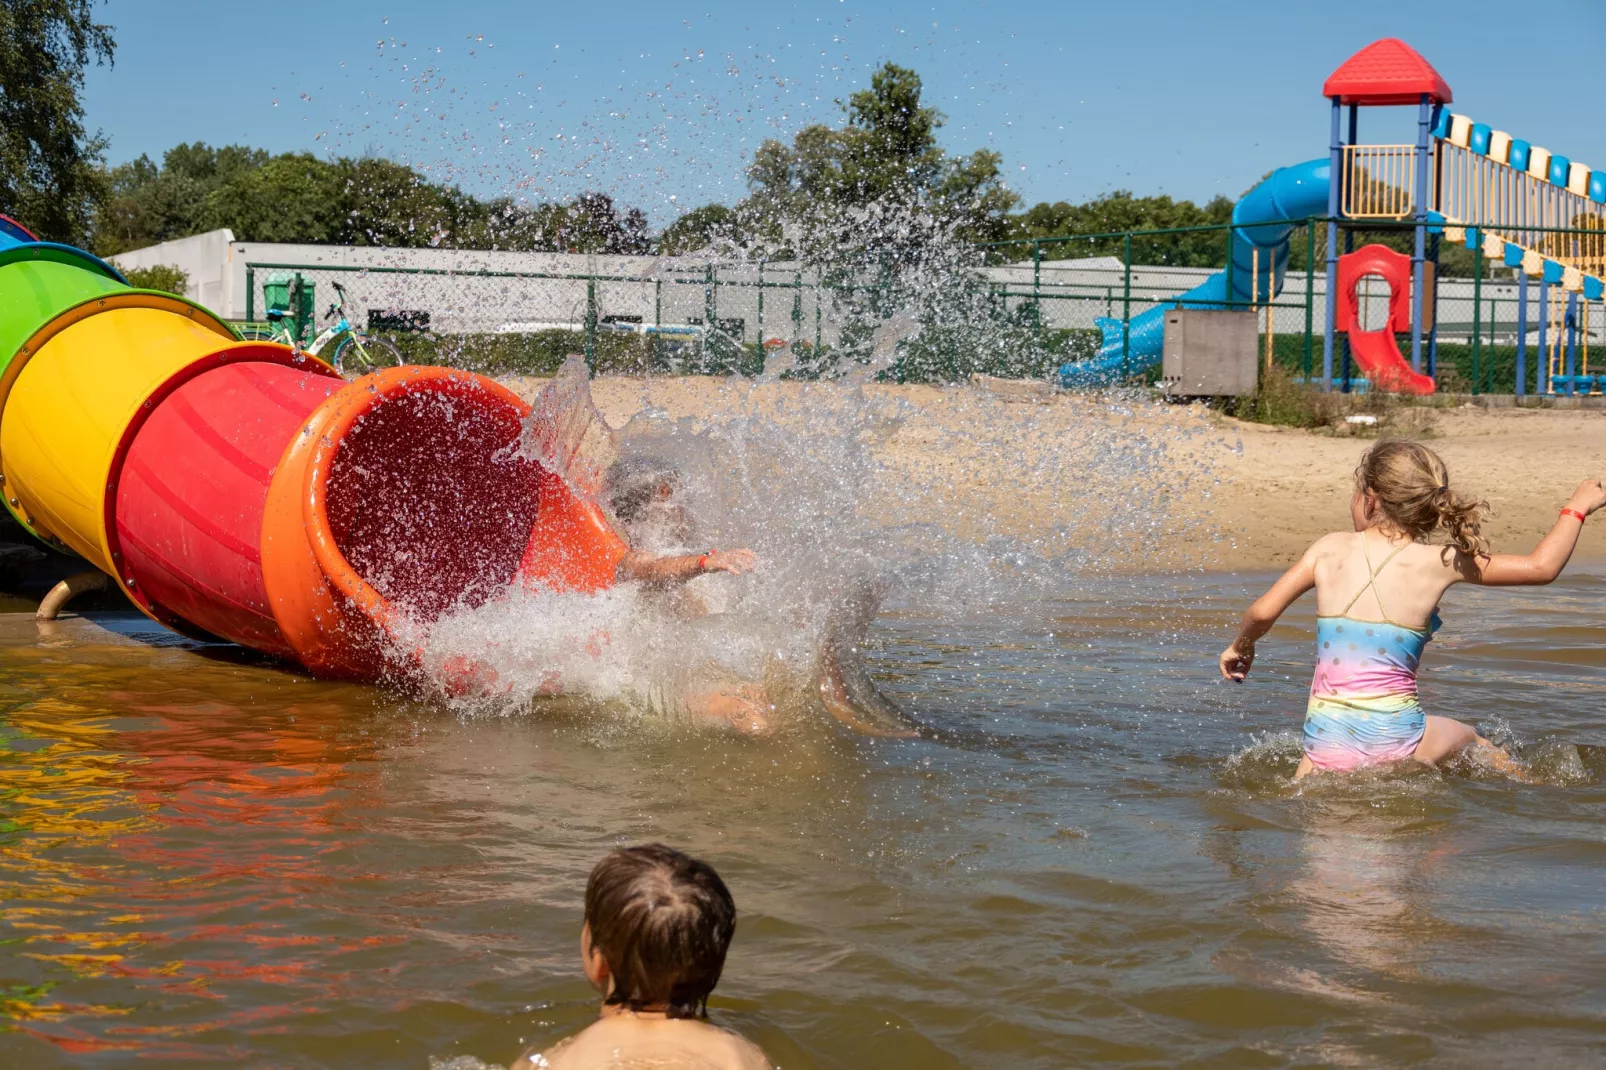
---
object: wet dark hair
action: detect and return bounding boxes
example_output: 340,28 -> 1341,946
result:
585,843 -> 736,1019
605,456 -> 682,526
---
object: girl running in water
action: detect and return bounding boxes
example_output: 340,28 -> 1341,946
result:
1219,440 -> 1605,777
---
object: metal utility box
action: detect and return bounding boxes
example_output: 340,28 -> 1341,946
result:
262,272 -> 315,344
1160,309 -> 1259,397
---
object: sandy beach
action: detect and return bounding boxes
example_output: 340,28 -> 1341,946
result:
509,375 -> 1606,572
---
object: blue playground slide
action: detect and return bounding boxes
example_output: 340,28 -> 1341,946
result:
1059,158 -> 1331,386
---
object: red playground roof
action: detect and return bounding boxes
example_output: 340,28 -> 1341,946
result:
1322,38 -> 1452,106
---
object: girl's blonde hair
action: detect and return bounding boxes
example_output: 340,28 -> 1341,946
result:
1355,440 -> 1489,556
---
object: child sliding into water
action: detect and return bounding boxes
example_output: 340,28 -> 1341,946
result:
1220,440 -> 1606,778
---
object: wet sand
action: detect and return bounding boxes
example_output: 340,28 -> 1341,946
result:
509,375 -> 1606,571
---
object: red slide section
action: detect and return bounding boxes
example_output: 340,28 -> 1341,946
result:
110,362 -> 628,681
1346,330 -> 1436,395
1335,243 -> 1436,396
115,361 -> 339,654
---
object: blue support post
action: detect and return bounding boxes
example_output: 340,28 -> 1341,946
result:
1409,93 -> 1431,375
1427,105 -> 1444,377
1516,271 -> 1529,397
1341,104 -> 1358,392
1538,276 -> 1550,394
1565,291 -> 1579,396
1322,97 -> 1341,391
1427,233 -> 1441,378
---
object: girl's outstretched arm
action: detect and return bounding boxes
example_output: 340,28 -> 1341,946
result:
1219,542 -> 1321,682
1460,479 -> 1606,586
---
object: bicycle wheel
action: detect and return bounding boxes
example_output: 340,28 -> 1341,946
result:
331,334 -> 403,376
236,324 -> 282,342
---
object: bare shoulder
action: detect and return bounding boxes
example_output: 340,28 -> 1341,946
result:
689,1021 -> 774,1069
1406,540 -> 1463,573
532,1018 -> 772,1070
724,1028 -> 775,1069
511,1033 -> 574,1069
1305,531 -> 1356,562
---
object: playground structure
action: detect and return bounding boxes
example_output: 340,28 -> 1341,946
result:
1061,38 -> 1606,395
0,214 -> 626,680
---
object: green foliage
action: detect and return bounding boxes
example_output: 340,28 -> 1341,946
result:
1000,192 -> 1236,267
96,144 -> 656,256
381,328 -> 747,378
740,62 -> 1020,251
883,326 -> 1097,383
201,153 -> 347,243
123,263 -> 188,295
0,0 -> 114,245
340,156 -> 455,247
1230,365 -> 1344,428
658,204 -> 737,255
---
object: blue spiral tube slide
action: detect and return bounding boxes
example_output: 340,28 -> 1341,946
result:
1058,159 -> 1331,386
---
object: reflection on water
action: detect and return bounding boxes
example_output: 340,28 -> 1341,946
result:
2,569 -> 1606,1067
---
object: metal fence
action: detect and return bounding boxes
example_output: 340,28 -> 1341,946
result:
241,258 -> 834,375
233,219 -> 1606,392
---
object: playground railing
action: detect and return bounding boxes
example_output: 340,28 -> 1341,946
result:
1343,145 -> 1419,220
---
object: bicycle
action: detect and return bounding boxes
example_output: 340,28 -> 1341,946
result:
240,279 -> 404,376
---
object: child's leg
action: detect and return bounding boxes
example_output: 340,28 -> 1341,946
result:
686,685 -> 773,735
1294,754 -> 1316,779
1414,715 -> 1526,777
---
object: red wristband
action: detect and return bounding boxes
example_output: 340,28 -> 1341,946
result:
1561,508 -> 1587,523
698,548 -> 718,571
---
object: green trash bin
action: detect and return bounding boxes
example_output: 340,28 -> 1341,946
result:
262,272 -> 315,344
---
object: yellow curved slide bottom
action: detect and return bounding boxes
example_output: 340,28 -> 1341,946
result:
0,301 -> 247,574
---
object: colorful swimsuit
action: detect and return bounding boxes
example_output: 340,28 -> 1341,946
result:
1302,540 -> 1435,772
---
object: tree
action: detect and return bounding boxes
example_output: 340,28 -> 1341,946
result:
1007,192 -> 1235,266
657,203 -> 737,255
97,142 -> 274,254
741,62 -> 1019,251
202,153 -> 346,243
0,0 -> 115,245
340,156 -> 454,247
525,192 -> 650,254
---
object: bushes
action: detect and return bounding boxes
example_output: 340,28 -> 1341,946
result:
123,263 -> 188,296
1227,365 -> 1438,437
882,326 -> 1098,383
377,328 -> 758,378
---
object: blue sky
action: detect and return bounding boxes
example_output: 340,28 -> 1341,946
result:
84,0 -> 1604,224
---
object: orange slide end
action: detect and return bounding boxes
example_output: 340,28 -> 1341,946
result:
260,367 -> 628,681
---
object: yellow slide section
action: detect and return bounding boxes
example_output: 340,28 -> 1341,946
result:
0,299 -> 240,571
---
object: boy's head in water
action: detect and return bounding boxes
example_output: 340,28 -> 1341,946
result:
1351,440 -> 1488,555
582,843 -> 737,1019
511,844 -> 771,1069
606,456 -> 695,550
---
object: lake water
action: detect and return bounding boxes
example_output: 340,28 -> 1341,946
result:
2,567 -> 1604,1068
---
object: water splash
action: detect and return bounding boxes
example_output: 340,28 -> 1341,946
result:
416,360 -> 1201,730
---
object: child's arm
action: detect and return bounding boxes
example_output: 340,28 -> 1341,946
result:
1459,479 -> 1606,586
1219,543 -> 1321,682
616,548 -> 758,587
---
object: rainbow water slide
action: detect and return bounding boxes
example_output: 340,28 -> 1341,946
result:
0,215 -> 626,680
1059,159 -> 1331,386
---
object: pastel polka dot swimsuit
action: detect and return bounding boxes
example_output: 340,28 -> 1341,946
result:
1303,538 -> 1434,771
